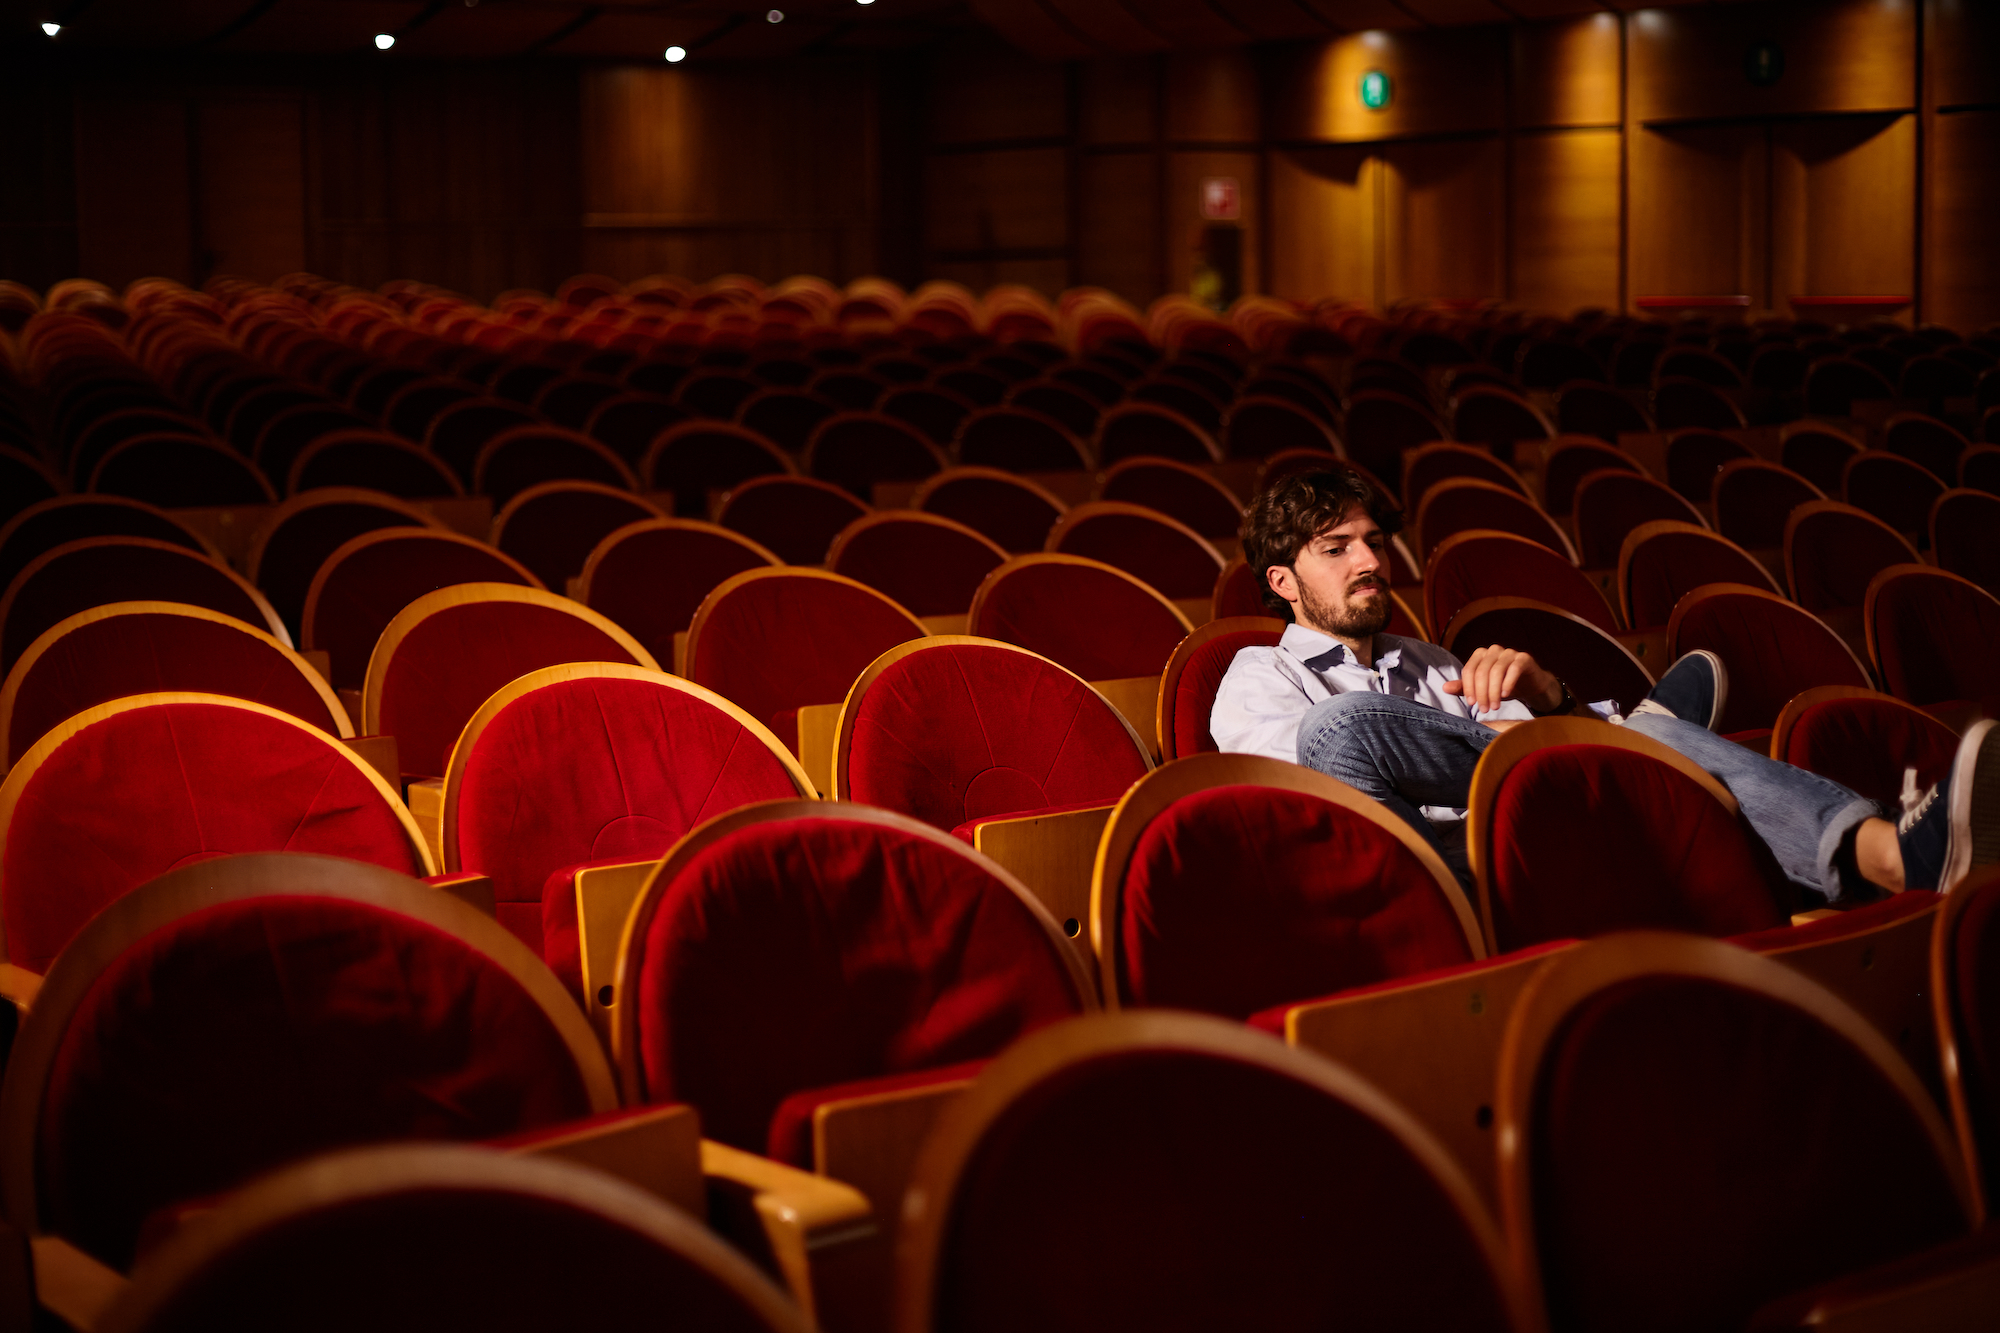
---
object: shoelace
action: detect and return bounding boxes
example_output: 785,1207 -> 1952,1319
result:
1898,766 -> 1939,834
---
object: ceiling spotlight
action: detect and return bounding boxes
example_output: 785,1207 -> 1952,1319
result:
374,33 -> 395,49
857,0 -> 874,6
40,22 -> 60,35
665,45 -> 686,61
766,9 -> 783,20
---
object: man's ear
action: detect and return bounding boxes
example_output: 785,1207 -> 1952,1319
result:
1266,563 -> 1299,606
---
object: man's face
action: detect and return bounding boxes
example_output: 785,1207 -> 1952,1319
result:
1269,506 -> 1391,640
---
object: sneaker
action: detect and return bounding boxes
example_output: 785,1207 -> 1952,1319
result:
1897,719 -> 2000,892
1630,650 -> 1728,731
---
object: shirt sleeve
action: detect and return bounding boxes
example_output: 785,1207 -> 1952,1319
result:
1209,649 -> 1313,764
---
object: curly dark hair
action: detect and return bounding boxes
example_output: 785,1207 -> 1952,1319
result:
1239,467 -> 1403,622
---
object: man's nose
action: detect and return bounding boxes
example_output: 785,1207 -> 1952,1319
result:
1352,543 -> 1382,574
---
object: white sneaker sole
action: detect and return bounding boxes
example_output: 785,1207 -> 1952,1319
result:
1942,717 -> 2000,892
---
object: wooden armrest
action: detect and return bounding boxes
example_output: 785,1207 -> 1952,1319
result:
32,1234 -> 126,1332
917,614 -> 968,636
405,777 -> 445,869
336,687 -> 363,722
971,804 -> 1114,955
794,703 -> 842,798
0,965 -> 39,1015
342,734 -> 400,791
702,1139 -> 876,1333
1170,598 -> 1211,628
672,631 -> 688,677
423,873 -> 495,917
1086,675 -> 1160,760
573,859 -> 662,1041
510,1105 -> 705,1219
300,648 -> 333,685
813,1078 -> 972,1223
1750,1226 -> 2000,1331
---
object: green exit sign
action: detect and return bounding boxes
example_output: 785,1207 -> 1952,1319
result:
1359,68 -> 1392,110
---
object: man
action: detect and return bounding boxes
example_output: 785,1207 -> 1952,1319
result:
1209,466 -> 1998,904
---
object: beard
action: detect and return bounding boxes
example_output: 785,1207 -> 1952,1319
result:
1299,576 -> 1393,638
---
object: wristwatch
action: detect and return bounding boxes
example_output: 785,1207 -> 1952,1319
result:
1530,679 -> 1577,717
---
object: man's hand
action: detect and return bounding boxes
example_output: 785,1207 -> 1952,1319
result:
1441,645 -> 1564,715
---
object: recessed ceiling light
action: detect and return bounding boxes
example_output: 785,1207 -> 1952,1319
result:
41,22 -> 60,36
857,0 -> 875,6
665,45 -> 686,62
766,9 -> 783,21
374,33 -> 395,49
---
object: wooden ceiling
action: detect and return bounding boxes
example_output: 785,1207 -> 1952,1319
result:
28,0 -> 1752,61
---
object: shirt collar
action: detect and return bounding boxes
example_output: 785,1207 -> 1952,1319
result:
1281,622 -> 1392,671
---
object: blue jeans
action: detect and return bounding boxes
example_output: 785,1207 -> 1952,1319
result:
1294,693 -> 1884,905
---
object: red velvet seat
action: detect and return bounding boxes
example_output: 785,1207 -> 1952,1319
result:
1653,378 -> 1746,432
734,386 -> 836,453
2,853 -> 613,1271
1667,583 -> 1871,735
802,412 -> 947,501
581,392 -> 689,464
1450,386 -> 1553,453
675,370 -> 762,419
899,1011 -> 1532,1333
1618,520 -> 1780,630
969,554 -> 1192,681
0,695 -> 433,972
1,601 -> 349,767
244,490 -> 445,638
302,529 -> 538,691
1771,686 -> 1960,812
1884,412 -> 1970,484
1006,380 -> 1101,440
879,385 -> 976,448
956,406 -> 1091,473
1661,428 -> 1751,503
1712,457 -> 1823,554
1220,396 -> 1339,459
1468,722 -> 1789,952
1132,378 -> 1224,434
365,584 -> 655,783
1962,443 -> 2000,493
574,518 -> 778,667
1045,501 -> 1225,602
714,475 -> 869,566
1413,478 -> 1575,565
1341,390 -> 1445,492
1401,442 -> 1525,510
1499,933 -> 1970,1333
1093,458 -> 1243,540
444,662 -> 809,973
836,637 -> 1153,833
1781,424 -> 1864,495
1443,598 -> 1654,716
826,512 -> 1008,619
686,567 -> 924,750
1657,345 -> 1742,387
1785,500 -> 1921,615
1932,488 -> 2000,597
1094,754 -> 1482,1019
0,495 -> 213,600
1208,557 -> 1266,620
807,368 -> 888,411
1935,868 -> 2000,1208
1426,529 -> 1617,636
490,481 -> 660,593
472,426 -> 637,506
1094,403 -> 1220,466
89,435 -> 274,508
423,397 -> 541,484
1806,355 -> 1898,416
253,402 -> 376,487
615,802 -> 1091,1155
1,536 -> 287,675
533,372 -> 626,430
1865,564 -> 2000,710
1845,449 -> 1946,546
912,467 -> 1066,554
384,376 -> 479,441
642,422 -> 792,518
1158,616 -> 1284,760
92,1143 -> 805,1333
69,406 -> 210,484
1554,381 -> 1652,442
286,431 -> 462,500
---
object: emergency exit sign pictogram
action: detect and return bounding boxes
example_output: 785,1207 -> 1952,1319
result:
1201,177 -> 1240,221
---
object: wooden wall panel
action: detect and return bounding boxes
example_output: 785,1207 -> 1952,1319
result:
1268,29 -> 1503,143
1382,137 -> 1503,304
1628,0 -> 1914,123
1928,0 -> 2000,109
1770,113 -> 1913,305
73,95 -> 193,289
1512,129 -> 1620,315
1082,57 -> 1159,145
927,39 -> 1067,144
1926,109 -> 2000,334
1078,153 -> 1161,305
1267,147 -> 1375,304
1628,123 -> 1766,301
197,98 -> 307,283
1164,50 -> 1259,142
1514,14 -> 1621,129
925,148 -> 1068,254
1166,150 -> 1260,295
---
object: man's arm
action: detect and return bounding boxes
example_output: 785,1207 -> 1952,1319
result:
1439,644 -> 1567,716
1209,651 -> 1317,763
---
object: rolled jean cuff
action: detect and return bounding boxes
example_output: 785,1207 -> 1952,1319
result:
1817,796 -> 1890,906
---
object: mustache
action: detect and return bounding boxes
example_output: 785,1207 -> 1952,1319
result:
1347,575 -> 1386,594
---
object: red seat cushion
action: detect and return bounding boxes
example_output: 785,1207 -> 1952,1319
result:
3,701 -> 425,971
764,1059 -> 987,1168
308,534 -> 535,689
1173,626 -> 1282,757
40,893 -> 595,1268
1116,785 -> 1475,1017
451,673 -> 804,958
844,641 -> 1150,831
1947,879 -> 2000,1206
1781,697 -> 1960,811
377,599 -> 645,781
629,816 -> 1086,1150
972,561 -> 1187,680
1529,973 -> 1967,1330
1671,592 -> 1870,733
1485,744 -> 1787,952
688,574 -> 920,739
5,610 -> 341,766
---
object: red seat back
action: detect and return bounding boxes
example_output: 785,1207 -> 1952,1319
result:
1866,564 -> 2000,708
1046,501 -> 1223,600
1780,694 -> 1959,811
1426,530 -> 1615,637
624,809 -> 1088,1151
1940,870 -> 2000,1207
575,519 -> 778,667
1844,450 -> 1945,542
1668,585 -> 1870,734
0,697 -> 428,970
1619,522 -> 1776,629
957,407 -> 1090,473
1414,480 -> 1573,565
643,423 -> 791,517
490,482 -> 660,593
1097,459 -> 1243,539
1443,600 -> 1654,716
1342,391 -> 1445,488
914,468 -> 1066,553
803,412 -> 945,500
1932,488 -> 2000,597
1572,470 -> 1702,568
827,513 -> 1007,617
246,492 -> 440,635
1541,439 -> 1639,519
1785,500 -> 1920,613
1161,618 -> 1283,759
714,475 -> 868,566
1712,458 -> 1822,552
970,555 -> 1191,680
840,639 -> 1150,830
1095,403 -> 1218,466
1664,428 -> 1752,501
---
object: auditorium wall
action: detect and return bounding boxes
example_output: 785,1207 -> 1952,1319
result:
2,0 -> 1995,329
